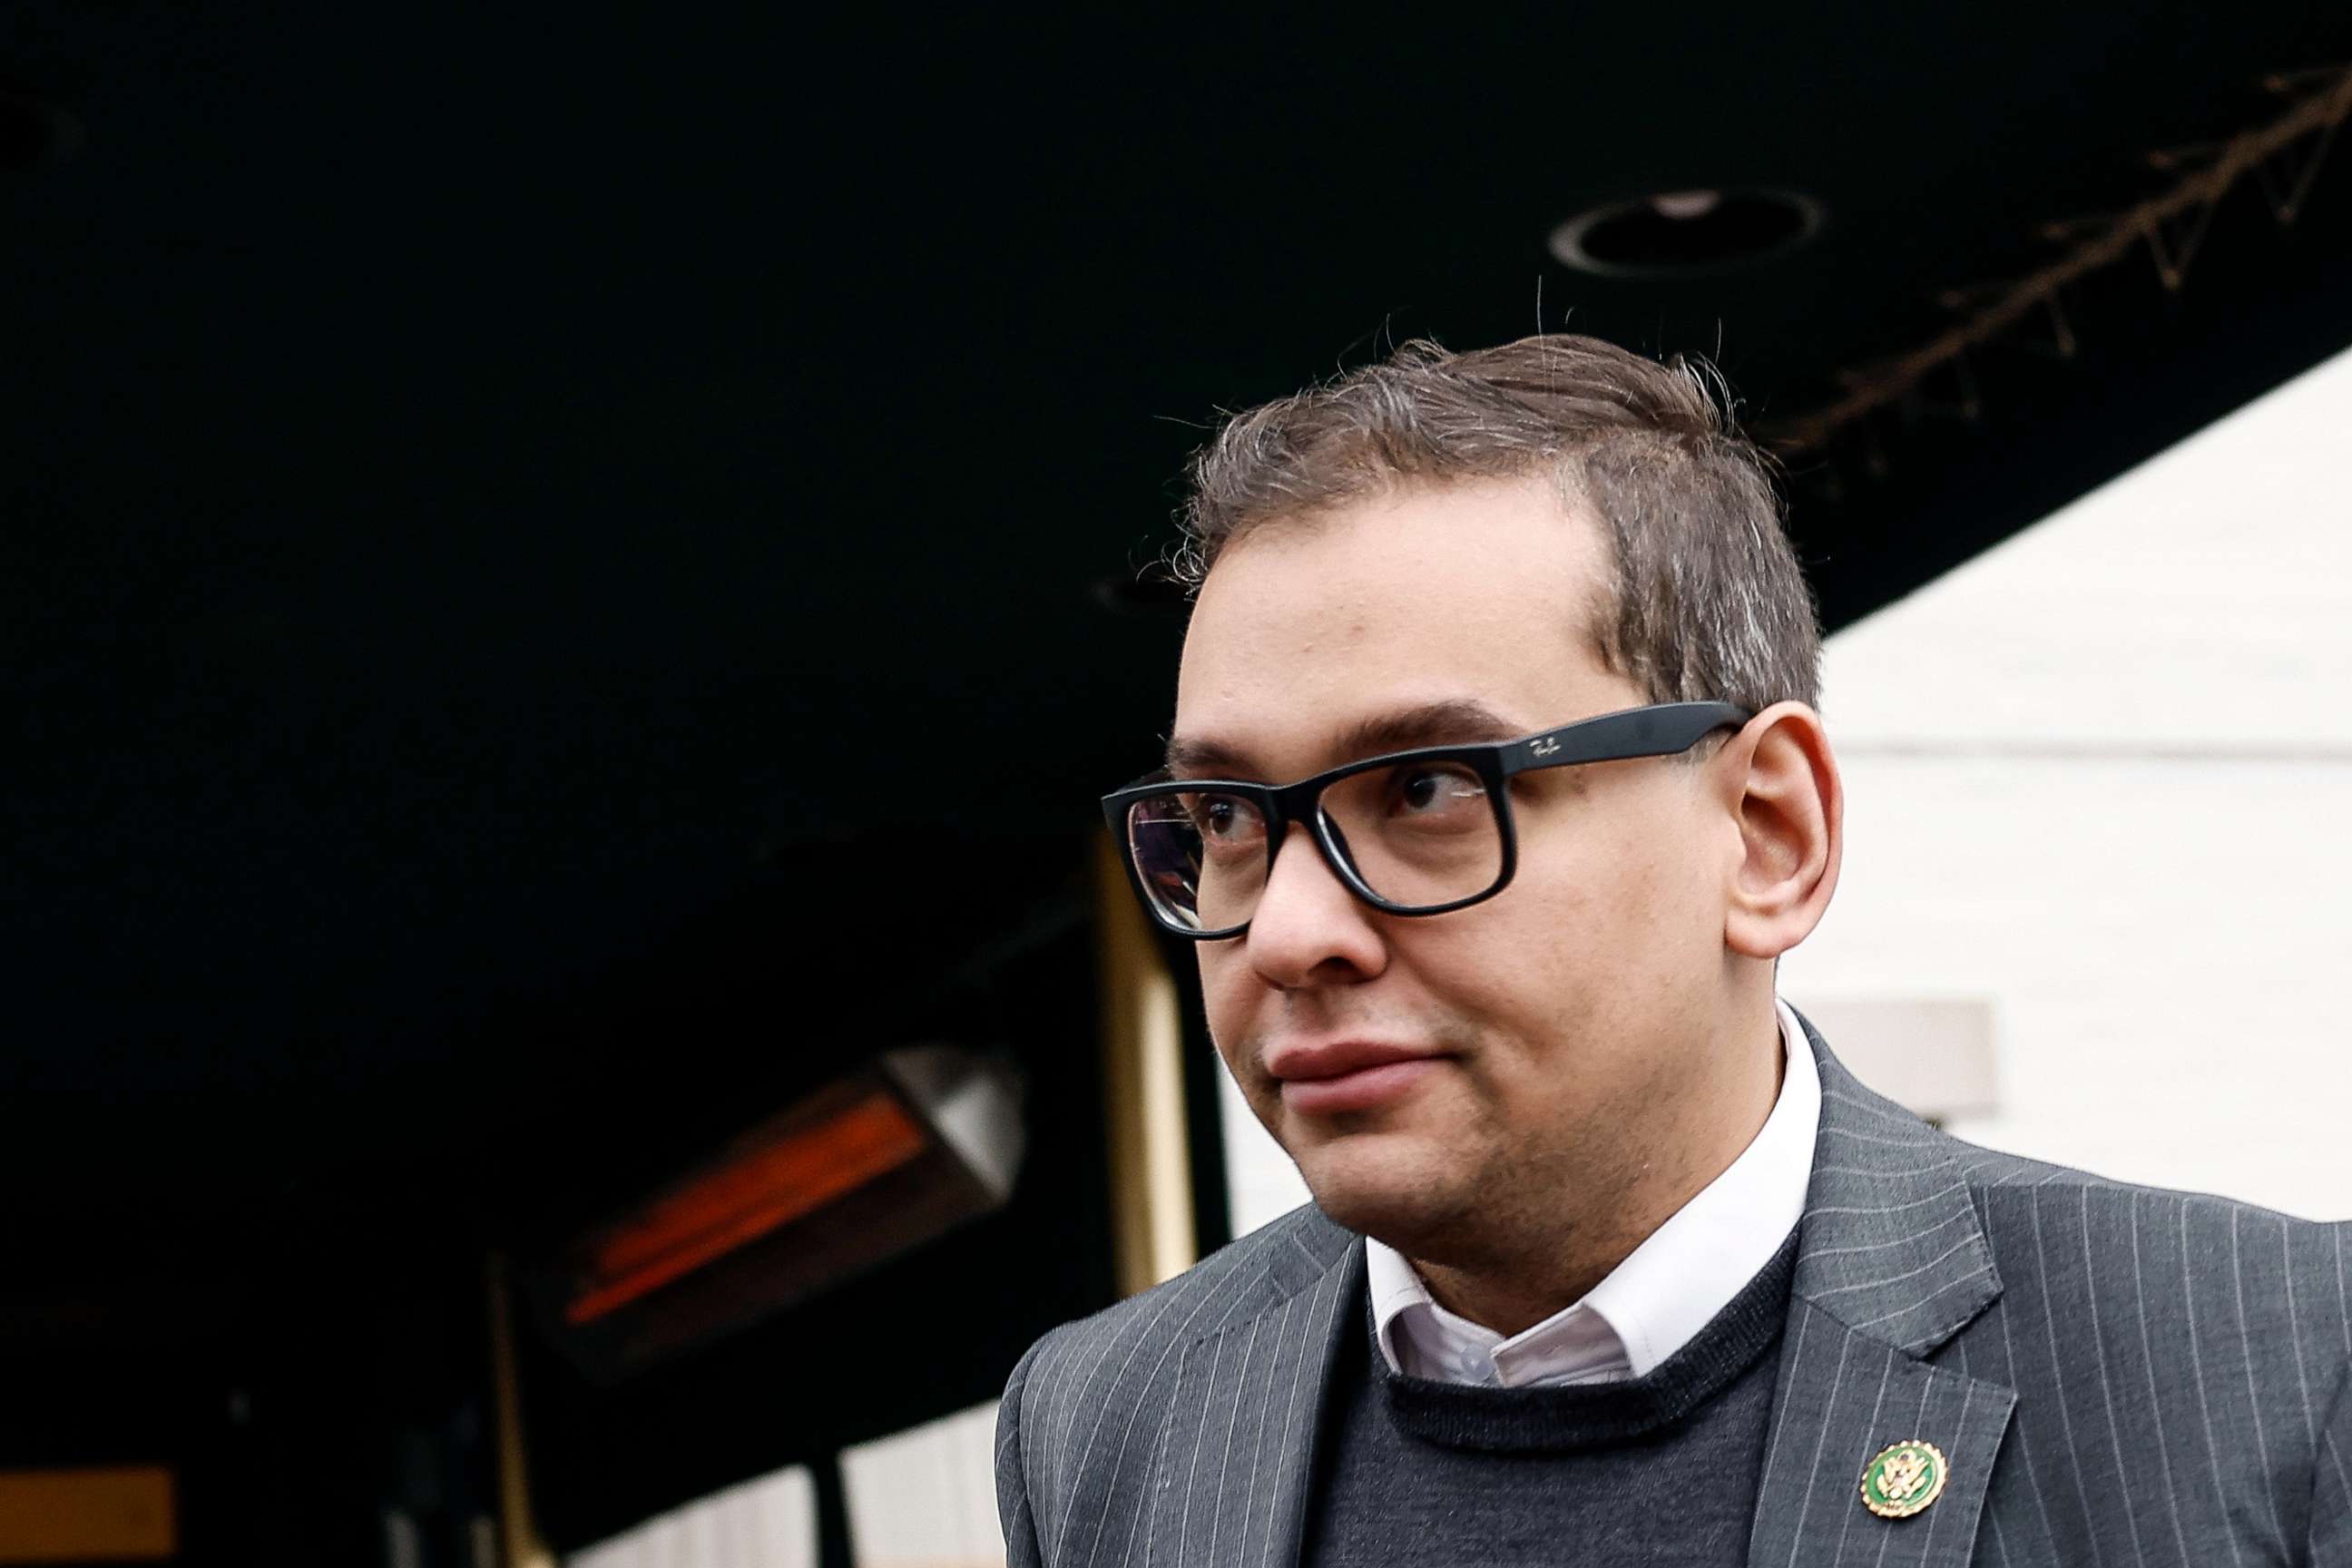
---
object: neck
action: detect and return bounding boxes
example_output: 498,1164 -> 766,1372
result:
1410,1001 -> 1787,1338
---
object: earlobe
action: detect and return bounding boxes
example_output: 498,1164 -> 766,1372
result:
1722,703 -> 1842,961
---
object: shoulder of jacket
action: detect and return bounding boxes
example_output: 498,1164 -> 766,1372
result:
1007,1204 -> 1346,1409
1935,1134 -> 2350,1318
1939,1133 -> 2337,1230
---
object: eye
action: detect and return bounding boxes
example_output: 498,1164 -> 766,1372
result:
1387,763 -> 1487,823
1183,791 -> 1265,848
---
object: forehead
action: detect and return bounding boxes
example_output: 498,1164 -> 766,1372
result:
1173,478 -> 1633,776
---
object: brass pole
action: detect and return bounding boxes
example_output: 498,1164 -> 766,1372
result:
485,1255 -> 559,1568
1093,831 -> 1199,1297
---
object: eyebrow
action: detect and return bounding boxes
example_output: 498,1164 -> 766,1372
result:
1163,698 -> 1529,780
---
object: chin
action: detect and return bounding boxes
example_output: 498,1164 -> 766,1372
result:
1292,1140 -> 1473,1251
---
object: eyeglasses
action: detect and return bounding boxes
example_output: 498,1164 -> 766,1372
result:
1102,701 -> 1751,939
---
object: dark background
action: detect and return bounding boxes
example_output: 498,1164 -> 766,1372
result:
4,4 -> 2348,1560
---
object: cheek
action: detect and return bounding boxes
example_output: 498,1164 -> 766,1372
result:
1442,835 -> 1711,1038
1195,950 -> 1259,1075
1525,787 -> 1720,940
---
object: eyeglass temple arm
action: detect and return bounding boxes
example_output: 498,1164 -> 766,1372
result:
1503,701 -> 1752,773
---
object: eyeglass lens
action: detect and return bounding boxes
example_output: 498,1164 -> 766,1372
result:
1124,760 -> 1503,932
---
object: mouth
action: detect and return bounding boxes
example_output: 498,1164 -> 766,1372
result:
1265,1041 -> 1450,1117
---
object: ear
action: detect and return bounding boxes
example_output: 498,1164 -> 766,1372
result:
1718,702 -> 1842,961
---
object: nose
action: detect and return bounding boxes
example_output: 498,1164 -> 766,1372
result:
1243,821 -> 1388,989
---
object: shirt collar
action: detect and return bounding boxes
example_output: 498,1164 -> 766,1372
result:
1365,998 -> 1821,1385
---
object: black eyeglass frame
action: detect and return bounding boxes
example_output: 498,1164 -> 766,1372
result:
1102,700 -> 1754,939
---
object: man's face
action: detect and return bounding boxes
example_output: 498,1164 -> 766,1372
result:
1172,477 -> 1745,1266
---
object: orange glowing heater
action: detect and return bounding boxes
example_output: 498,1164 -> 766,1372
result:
553,1046 -> 1024,1373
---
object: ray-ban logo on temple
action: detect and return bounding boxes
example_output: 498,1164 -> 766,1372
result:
1102,702 -> 1750,938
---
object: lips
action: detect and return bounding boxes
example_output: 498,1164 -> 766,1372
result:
1264,1039 -> 1436,1083
1264,1040 -> 1449,1115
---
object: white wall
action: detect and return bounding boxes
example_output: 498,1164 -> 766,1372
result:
564,1400 -> 1009,1568
840,1400 -> 1005,1568
1223,342 -> 2352,1236
1784,342 -> 2352,1219
568,1465 -> 816,1568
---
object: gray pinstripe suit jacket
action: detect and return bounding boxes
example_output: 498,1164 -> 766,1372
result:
997,1019 -> 2352,1565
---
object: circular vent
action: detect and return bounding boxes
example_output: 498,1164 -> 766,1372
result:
1549,189 -> 1821,278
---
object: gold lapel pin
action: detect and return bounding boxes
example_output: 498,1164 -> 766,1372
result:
1860,1439 -> 1948,1519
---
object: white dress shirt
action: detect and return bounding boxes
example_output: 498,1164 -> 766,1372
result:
1366,998 -> 1820,1387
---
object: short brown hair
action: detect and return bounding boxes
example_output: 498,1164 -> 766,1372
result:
1174,334 -> 1821,712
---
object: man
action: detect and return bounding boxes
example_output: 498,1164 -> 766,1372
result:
996,335 -> 2351,1565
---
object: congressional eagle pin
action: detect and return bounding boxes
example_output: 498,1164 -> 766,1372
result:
1859,1439 -> 1948,1519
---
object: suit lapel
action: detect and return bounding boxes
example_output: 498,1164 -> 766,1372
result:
1144,1213 -> 1360,1566
1748,1014 -> 2019,1567
1748,1299 -> 2017,1567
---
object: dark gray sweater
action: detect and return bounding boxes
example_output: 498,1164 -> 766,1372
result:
1302,1230 -> 1798,1566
